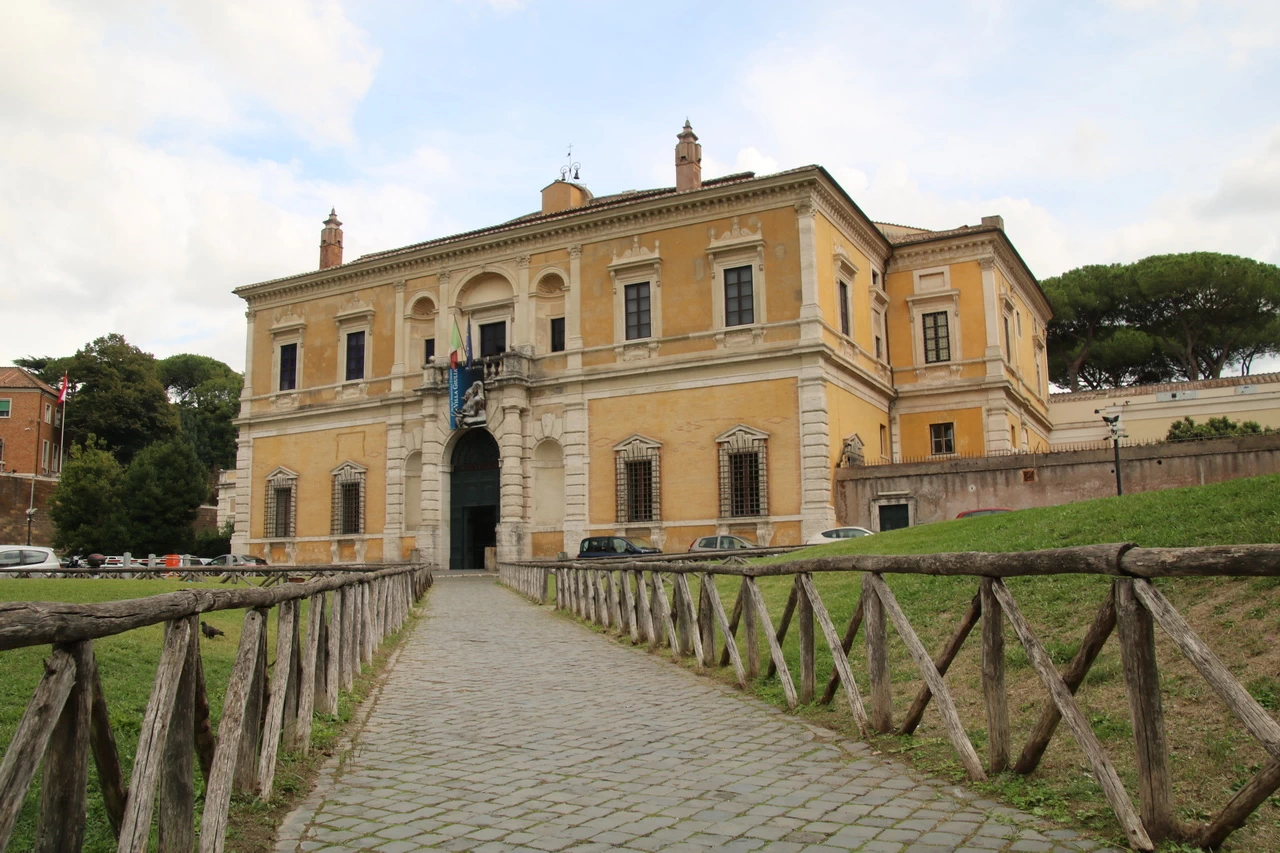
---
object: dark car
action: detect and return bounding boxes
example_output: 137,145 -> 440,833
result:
208,554 -> 269,566
577,536 -> 660,559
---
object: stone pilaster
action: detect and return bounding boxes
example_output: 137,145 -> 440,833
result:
392,280 -> 406,392
566,245 -> 583,370
561,400 -> 588,555
241,309 -> 256,418
795,201 -> 823,339
981,258 -> 1003,377
383,417 -> 405,562
798,371 -> 836,538
418,399 -> 446,568
515,254 -> 531,349
231,435 -> 252,553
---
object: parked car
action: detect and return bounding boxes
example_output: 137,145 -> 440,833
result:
806,526 -> 874,545
207,554 -> 269,566
688,535 -> 755,551
0,545 -> 62,572
577,537 -> 660,559
955,508 -> 1012,519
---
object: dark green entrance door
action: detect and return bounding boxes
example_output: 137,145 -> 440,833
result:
450,429 -> 499,570
878,503 -> 910,531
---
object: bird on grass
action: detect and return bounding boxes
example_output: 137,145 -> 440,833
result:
200,621 -> 225,639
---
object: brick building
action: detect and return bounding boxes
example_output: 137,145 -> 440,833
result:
0,367 -> 62,477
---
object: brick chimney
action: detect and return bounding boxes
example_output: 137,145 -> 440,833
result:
319,208 -> 343,269
675,120 -> 702,192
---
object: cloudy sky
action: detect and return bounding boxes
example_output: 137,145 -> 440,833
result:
2,0 -> 1277,373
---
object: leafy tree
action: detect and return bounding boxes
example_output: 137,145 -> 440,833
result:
1074,326 -> 1174,391
159,354 -> 242,471
193,519 -> 234,559
1042,264 -> 1143,392
1166,416 -> 1272,441
48,438 -> 128,555
64,334 -> 178,463
13,355 -> 74,388
121,438 -> 209,555
1129,252 -> 1280,381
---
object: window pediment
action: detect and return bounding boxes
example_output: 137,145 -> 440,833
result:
270,309 -> 306,335
330,460 -> 367,477
707,217 -> 765,256
335,295 -> 374,325
608,237 -> 662,276
614,434 -> 662,454
715,424 -> 769,445
267,466 -> 298,483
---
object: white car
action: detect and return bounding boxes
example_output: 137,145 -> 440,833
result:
806,526 -> 875,545
0,545 -> 62,572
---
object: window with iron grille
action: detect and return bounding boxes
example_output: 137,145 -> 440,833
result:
625,282 -> 651,340
345,331 -> 365,381
264,469 -> 297,538
724,265 -> 754,326
717,426 -> 768,519
279,342 -> 297,391
930,422 -> 955,455
331,464 -> 365,535
922,311 -> 950,363
614,438 -> 660,523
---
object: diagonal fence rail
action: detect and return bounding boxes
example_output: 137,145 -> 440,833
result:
0,563 -> 432,853
501,544 -> 1280,852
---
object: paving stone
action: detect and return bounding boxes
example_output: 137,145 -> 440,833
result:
281,578 -> 1089,853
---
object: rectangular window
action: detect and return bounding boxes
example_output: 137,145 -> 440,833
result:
625,282 -> 651,340
922,312 -> 950,363
267,486 -> 294,538
838,281 -> 850,336
624,459 -> 653,522
0,399 -> 12,418
480,322 -> 506,357
41,440 -> 50,472
879,424 -> 888,458
1016,311 -> 1022,336
279,342 -> 298,391
424,338 -> 436,364
872,270 -> 881,289
930,422 -> 955,455
345,331 -> 365,381
875,335 -> 883,360
1003,315 -> 1012,360
550,317 -> 565,352
724,265 -> 754,327
728,452 -> 761,517
44,403 -> 52,424
54,407 -> 61,427
332,466 -> 365,536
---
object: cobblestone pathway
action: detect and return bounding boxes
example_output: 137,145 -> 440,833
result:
277,576 -> 1115,853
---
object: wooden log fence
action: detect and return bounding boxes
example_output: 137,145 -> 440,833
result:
500,544 -> 1280,852
0,563 -> 432,853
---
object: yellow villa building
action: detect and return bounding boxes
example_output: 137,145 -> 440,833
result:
230,123 -> 1052,567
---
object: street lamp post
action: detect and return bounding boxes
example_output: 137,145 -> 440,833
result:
1096,410 -> 1125,496
25,507 -> 36,546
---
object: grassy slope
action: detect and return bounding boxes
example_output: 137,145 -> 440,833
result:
713,474 -> 1280,851
0,580 -> 383,852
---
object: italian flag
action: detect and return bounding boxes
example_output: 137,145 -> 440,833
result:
449,318 -> 465,368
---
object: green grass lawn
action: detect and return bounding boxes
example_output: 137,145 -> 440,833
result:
0,578 -> 406,852
580,474 -> 1280,851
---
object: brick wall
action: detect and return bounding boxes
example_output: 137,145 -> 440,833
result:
836,434 -> 1280,530
0,473 -> 57,546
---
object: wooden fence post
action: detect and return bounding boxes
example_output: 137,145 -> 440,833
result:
322,591 -> 340,715
698,578 -> 717,667
981,578 -> 1009,774
862,573 -> 893,733
34,641 -> 92,853
234,609 -> 268,794
798,575 -> 815,703
295,592 -> 324,752
1116,578 -> 1177,843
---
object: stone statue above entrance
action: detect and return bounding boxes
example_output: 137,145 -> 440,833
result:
456,380 -> 487,426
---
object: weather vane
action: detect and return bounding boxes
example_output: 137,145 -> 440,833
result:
560,144 -> 581,182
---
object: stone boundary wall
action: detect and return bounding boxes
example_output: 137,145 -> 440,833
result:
0,473 -> 57,546
835,433 -> 1280,530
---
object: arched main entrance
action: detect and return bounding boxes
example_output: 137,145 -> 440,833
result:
450,429 -> 499,570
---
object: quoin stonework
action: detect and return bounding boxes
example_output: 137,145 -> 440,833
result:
231,123 -> 1053,567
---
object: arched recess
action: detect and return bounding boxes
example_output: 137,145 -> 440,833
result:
532,271 -> 567,355
406,293 -> 438,368
403,450 -> 422,532
449,429 -> 500,570
531,439 -> 565,526
455,271 -> 515,357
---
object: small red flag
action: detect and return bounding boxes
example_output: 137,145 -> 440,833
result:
58,373 -> 70,404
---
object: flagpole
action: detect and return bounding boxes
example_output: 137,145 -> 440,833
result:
57,375 -> 68,475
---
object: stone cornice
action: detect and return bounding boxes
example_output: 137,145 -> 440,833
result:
235,170 -> 828,308
888,232 -> 1052,321
810,181 -> 893,265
